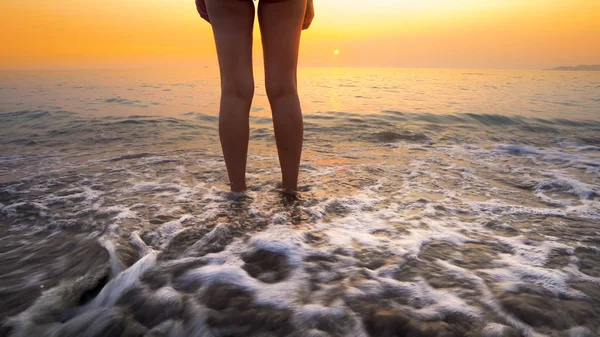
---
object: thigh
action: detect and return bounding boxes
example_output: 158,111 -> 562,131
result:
205,0 -> 256,89
258,0 -> 307,87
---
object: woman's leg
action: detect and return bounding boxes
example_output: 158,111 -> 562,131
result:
258,0 -> 307,193
205,0 -> 256,192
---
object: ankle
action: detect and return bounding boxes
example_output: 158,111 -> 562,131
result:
281,185 -> 297,194
230,183 -> 247,193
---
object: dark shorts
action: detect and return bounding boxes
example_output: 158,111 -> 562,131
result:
197,0 -> 290,12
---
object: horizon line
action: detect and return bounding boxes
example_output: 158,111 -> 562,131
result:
0,65 -> 575,72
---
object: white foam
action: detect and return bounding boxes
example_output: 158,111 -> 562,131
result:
434,260 -> 545,337
467,201 -> 568,217
397,221 -> 472,258
375,276 -> 481,320
156,214 -> 195,247
481,323 -> 515,337
578,146 -> 600,152
306,194 -> 380,220
271,212 -> 290,224
498,144 -> 600,168
85,251 -> 157,310
535,177 -> 597,201
319,212 -> 389,248
194,187 -> 239,222
178,263 -> 310,310
291,304 -> 367,337
248,231 -> 307,267
1,201 -> 47,219
568,326 -> 592,337
483,260 -> 585,299
94,205 -> 137,225
497,235 -> 572,267
183,223 -> 232,257
125,182 -> 180,193
98,236 -> 129,277
45,186 -> 102,206
129,231 -> 153,257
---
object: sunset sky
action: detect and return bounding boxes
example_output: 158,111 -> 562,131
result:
1,0 -> 599,70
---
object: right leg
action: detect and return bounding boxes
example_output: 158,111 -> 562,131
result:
258,0 -> 307,193
205,0 -> 256,192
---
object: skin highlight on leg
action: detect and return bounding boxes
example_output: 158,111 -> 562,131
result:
258,0 -> 307,193
205,0 -> 256,192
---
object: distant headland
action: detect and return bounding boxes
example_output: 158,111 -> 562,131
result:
547,64 -> 600,71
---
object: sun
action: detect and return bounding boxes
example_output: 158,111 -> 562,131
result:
333,49 -> 340,56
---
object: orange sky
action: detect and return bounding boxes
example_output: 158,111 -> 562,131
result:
1,0 -> 599,69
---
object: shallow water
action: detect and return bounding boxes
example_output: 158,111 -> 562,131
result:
1,68 -> 600,337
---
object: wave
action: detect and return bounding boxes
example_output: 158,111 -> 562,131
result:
3,109 -> 600,133
367,110 -> 600,129
2,110 -> 600,156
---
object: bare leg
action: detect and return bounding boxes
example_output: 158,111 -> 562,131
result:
258,0 -> 306,193
205,0 -> 255,192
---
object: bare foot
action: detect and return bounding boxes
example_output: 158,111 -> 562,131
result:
280,190 -> 301,204
226,191 -> 253,202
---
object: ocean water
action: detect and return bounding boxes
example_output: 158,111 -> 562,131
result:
1,68 -> 600,337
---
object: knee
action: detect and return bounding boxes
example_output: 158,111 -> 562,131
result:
221,76 -> 255,103
265,75 -> 297,101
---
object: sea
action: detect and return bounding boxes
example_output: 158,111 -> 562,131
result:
1,68 -> 599,337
